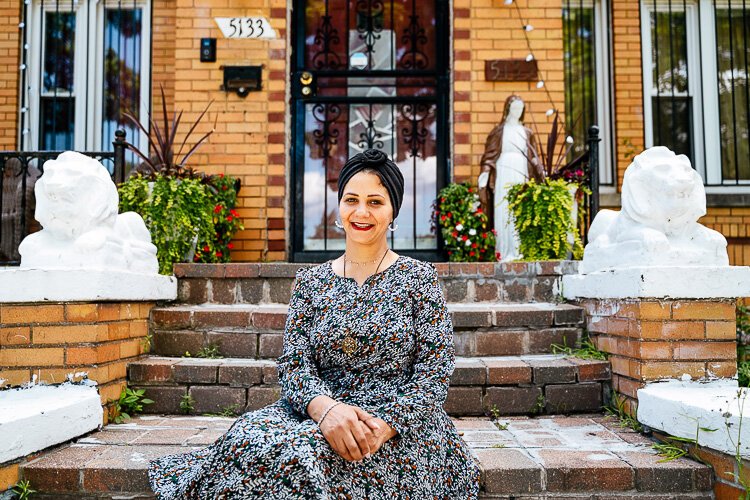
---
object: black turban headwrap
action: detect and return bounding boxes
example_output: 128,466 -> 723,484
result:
337,149 -> 405,220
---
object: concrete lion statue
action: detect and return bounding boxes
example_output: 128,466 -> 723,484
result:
581,146 -> 728,273
18,151 -> 159,274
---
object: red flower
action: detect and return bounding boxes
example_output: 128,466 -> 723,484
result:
227,215 -> 233,222
203,245 -> 210,252
469,251 -> 475,257
193,255 -> 200,261
215,251 -> 223,258
482,232 -> 488,239
230,209 -> 239,217
447,212 -> 452,218
461,235 -> 468,241
441,215 -> 446,222
447,251 -> 452,255
480,248 -> 486,253
227,242 -> 234,249
495,251 -> 501,261
214,205 -> 223,214
451,231 -> 458,238
219,173 -> 225,178
468,187 -> 473,193
222,185 -> 228,191
441,197 -> 446,203
476,208 -> 483,214
471,242 -> 478,249
491,228 -> 497,235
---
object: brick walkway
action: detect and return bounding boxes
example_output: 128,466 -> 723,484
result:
22,413 -> 713,498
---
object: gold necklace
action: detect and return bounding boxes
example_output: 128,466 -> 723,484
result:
340,249 -> 390,356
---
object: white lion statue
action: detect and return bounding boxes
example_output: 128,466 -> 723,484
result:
580,147 -> 728,273
18,151 -> 159,274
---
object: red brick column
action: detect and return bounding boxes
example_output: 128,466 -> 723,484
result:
577,299 -> 737,415
0,302 -> 154,425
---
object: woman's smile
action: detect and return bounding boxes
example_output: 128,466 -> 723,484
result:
351,222 -> 374,231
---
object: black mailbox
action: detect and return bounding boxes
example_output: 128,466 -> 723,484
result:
221,65 -> 262,97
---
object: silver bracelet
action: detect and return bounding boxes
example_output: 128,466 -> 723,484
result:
317,401 -> 342,426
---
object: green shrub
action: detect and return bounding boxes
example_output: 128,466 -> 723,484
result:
433,182 -> 498,262
111,387 -> 153,423
505,178 -> 584,261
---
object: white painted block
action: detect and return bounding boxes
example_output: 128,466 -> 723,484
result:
0,384 -> 103,463
0,268 -> 176,303
638,378 -> 750,458
562,266 -> 750,299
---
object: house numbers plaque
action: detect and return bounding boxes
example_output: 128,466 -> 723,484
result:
215,17 -> 277,39
484,59 -> 538,82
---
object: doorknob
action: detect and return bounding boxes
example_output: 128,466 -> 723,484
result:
300,71 -> 313,85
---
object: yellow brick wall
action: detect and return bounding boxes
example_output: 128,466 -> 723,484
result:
167,0 -> 287,262
0,0 -> 20,149
453,0 -> 566,184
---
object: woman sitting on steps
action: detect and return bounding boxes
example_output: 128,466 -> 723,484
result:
147,148 -> 481,499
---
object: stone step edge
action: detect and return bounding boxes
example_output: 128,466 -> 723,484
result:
151,303 -> 584,330
173,260 -> 581,279
151,327 -> 584,359
128,355 -> 611,387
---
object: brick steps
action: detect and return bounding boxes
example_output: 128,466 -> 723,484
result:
172,261 -> 580,305
128,354 -> 609,417
150,302 -> 585,358
19,414 -> 712,499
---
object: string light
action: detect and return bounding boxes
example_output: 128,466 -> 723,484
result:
505,1 -> 558,119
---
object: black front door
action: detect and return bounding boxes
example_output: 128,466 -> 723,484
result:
290,0 -> 450,263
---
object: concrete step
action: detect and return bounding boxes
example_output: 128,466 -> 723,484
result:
172,261 -> 579,305
150,302 -> 585,358
19,414 -> 712,499
127,354 -> 610,417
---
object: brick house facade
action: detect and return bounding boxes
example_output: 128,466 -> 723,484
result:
1,0 -> 749,263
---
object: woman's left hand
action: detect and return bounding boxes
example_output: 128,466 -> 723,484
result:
352,408 -> 397,455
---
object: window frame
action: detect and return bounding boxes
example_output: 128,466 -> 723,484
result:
22,0 -> 151,153
640,0 -> 750,190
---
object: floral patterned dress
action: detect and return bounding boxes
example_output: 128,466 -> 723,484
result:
148,255 -> 481,499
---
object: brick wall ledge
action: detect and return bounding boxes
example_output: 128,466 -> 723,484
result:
563,266 -> 750,299
638,378 -> 749,458
173,260 -> 581,279
0,269 -> 176,303
0,383 -> 102,464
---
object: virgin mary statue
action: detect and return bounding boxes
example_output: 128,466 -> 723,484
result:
477,95 -> 542,262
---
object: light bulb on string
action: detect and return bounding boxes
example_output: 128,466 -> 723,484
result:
546,109 -> 555,117
566,136 -> 574,144
504,0 -> 513,4
526,54 -> 534,62
536,80 -> 545,89
524,24 -> 534,31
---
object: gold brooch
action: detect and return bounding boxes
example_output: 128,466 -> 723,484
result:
341,335 -> 358,356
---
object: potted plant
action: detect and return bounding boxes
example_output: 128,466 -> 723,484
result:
505,111 -> 590,261
117,87 -> 244,274
433,182 -> 498,262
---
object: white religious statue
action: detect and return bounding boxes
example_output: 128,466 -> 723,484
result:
477,95 -> 543,261
580,146 -> 728,273
18,151 -> 159,274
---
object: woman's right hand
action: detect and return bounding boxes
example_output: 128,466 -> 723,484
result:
318,403 -> 378,462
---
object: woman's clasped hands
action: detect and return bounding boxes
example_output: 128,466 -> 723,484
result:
308,396 -> 396,463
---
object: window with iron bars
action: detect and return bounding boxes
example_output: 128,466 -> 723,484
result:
18,0 -> 151,172
640,0 -> 750,187
563,0 -> 616,186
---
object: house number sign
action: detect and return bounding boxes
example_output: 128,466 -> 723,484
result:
215,17 -> 277,39
484,59 -> 538,82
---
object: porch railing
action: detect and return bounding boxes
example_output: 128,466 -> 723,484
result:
0,130 -> 127,265
580,124 -> 601,245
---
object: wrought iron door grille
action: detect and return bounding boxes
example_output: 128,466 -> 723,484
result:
292,0 -> 449,262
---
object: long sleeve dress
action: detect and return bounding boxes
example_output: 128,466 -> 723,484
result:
147,255 -> 481,499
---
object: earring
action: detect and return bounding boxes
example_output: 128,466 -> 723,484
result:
334,219 -> 344,229
388,221 -> 398,232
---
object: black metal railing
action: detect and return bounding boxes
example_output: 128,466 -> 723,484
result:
0,130 -> 127,265
581,125 -> 601,245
